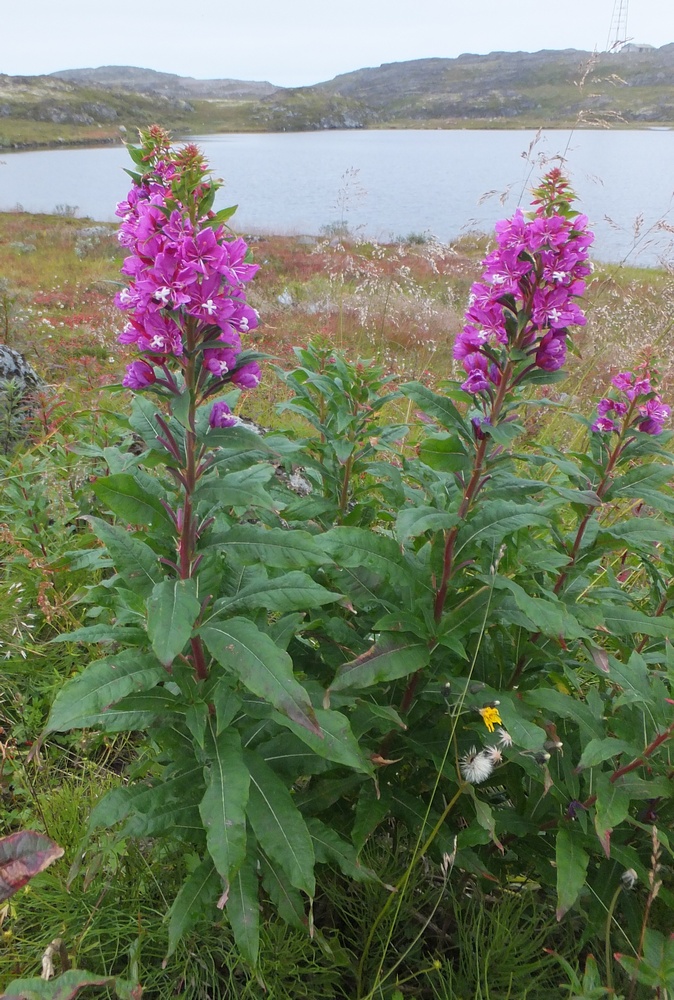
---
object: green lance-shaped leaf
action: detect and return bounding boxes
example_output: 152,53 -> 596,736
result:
320,527 -> 411,590
166,858 -> 220,960
226,840 -> 260,968
555,827 -> 589,920
329,631 -> 430,695
43,650 -> 166,735
86,516 -> 162,597
244,750 -> 315,896
577,737 -> 640,770
200,617 -> 320,735
399,381 -> 469,437
0,831 -> 64,902
457,499 -> 551,550
50,624 -> 147,646
465,786 -> 504,854
417,432 -> 469,473
92,473 -> 172,528
214,524 -> 328,569
147,578 -> 202,667
615,928 -> 674,989
259,852 -> 307,929
593,772 -> 631,859
199,725 -> 250,886
212,571 -> 343,615
306,817 -> 377,882
271,707 -> 373,775
395,506 -> 458,546
194,465 -> 276,510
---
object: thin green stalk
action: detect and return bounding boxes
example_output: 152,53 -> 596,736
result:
605,883 -> 623,994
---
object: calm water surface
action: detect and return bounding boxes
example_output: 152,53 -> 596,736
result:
2,129 -> 674,264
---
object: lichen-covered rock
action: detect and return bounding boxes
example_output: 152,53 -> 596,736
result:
0,346 -> 42,390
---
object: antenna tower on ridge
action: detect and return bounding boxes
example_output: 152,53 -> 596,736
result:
606,0 -> 629,51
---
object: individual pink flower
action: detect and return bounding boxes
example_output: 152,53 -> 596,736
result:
209,401 -> 239,428
231,362 -> 262,389
123,360 -> 157,389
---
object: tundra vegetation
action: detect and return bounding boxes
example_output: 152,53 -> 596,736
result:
0,130 -> 673,1000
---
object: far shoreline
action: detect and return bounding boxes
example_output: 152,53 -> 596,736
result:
2,119 -> 673,154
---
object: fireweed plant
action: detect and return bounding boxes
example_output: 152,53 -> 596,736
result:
41,129 -> 380,970
41,144 -> 674,992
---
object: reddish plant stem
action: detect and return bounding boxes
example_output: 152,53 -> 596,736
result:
394,364 -> 516,728
433,361 -> 514,624
177,324 -> 209,682
580,720 -> 674,811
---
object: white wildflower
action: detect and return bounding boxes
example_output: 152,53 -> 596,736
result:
621,868 -> 638,890
484,745 -> 503,766
459,747 -> 494,784
496,727 -> 513,748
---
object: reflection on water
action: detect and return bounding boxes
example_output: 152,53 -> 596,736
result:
1,129 -> 673,264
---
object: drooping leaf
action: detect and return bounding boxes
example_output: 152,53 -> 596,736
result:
50,624 -> 147,646
555,827 -> 589,920
395,506 -> 458,546
200,618 -> 320,735
244,750 -> 315,896
199,724 -> 250,885
43,651 -> 166,735
593,772 -> 631,858
226,843 -> 260,968
578,738 -> 639,770
0,832 -> 64,902
458,500 -> 551,550
212,571 -> 342,615
417,433 -> 468,472
194,465 -> 276,510
214,525 -> 328,569
147,578 -> 201,667
329,632 -> 430,694
166,858 -> 220,959
92,474 -> 172,529
85,517 -> 162,597
320,527 -> 410,590
306,817 -> 377,882
465,786 -> 503,854
259,852 -> 307,929
271,707 -> 373,774
615,928 -> 674,989
399,381 -> 468,436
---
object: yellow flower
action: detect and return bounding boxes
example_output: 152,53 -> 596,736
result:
479,706 -> 502,733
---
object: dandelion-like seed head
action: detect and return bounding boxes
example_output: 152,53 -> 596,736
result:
484,745 -> 503,766
459,747 -> 494,784
496,727 -> 513,748
621,868 -> 638,890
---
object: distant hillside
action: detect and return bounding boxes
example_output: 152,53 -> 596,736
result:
256,46 -> 674,129
3,46 -> 674,149
50,65 -> 278,100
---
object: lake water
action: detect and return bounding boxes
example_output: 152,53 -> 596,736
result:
2,129 -> 674,265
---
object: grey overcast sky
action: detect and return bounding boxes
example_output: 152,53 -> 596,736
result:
4,0 -> 674,87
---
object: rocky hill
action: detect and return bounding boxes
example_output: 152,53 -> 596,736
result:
50,65 -> 278,100
257,45 -> 674,129
2,46 -> 674,148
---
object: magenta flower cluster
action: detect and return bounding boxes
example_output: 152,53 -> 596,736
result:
454,196 -> 594,396
114,146 -> 261,427
592,371 -> 670,436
